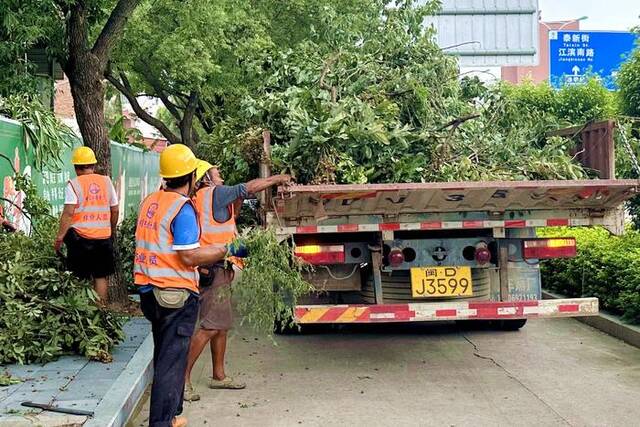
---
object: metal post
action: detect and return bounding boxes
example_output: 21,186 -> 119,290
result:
258,130 -> 272,224
370,241 -> 384,305
498,242 -> 509,301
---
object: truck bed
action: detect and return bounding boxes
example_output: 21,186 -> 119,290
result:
270,179 -> 640,235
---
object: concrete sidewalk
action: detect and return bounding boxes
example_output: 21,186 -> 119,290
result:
1,317 -> 151,427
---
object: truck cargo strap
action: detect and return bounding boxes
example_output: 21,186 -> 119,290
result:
294,298 -> 598,323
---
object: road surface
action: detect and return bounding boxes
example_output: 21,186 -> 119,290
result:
129,318 -> 640,427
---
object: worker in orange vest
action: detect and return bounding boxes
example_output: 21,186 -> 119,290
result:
183,159 -> 290,401
54,146 -> 119,302
135,145 -> 246,427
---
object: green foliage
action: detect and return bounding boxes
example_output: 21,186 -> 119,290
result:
0,174 -> 124,364
0,372 -> 22,386
618,44 -> 640,117
499,78 -> 616,125
204,3 -> 607,185
107,114 -> 143,146
555,79 -> 617,123
116,212 -> 138,292
0,217 -> 124,364
232,228 -> 313,334
539,227 -> 640,324
0,95 -> 74,171
0,1 -> 61,97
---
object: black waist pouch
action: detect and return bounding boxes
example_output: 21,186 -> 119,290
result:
198,266 -> 216,288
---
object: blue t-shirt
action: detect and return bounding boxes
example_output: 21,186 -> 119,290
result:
212,184 -> 248,222
139,202 -> 200,294
171,203 -> 200,250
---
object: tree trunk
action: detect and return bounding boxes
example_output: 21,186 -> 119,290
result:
68,64 -> 126,305
68,64 -> 111,175
61,0 -> 141,306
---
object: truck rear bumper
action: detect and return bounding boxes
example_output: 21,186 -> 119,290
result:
294,298 -> 598,324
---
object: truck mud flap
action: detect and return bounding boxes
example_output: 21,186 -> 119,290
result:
294,298 -> 598,323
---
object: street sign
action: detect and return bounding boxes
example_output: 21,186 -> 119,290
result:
549,30 -> 638,90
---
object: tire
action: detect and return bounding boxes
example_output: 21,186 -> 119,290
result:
494,319 -> 527,331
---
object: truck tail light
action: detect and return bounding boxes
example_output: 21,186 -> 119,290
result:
388,247 -> 404,267
523,238 -> 577,260
294,245 -> 345,264
474,242 -> 492,265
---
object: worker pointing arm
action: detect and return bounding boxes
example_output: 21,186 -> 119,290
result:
133,144 -> 244,427
182,160 -> 289,400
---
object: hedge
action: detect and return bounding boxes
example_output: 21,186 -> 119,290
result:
539,227 -> 640,324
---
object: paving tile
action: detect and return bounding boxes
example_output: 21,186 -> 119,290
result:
36,357 -> 88,372
1,391 -> 56,412
74,362 -> 126,381
110,345 -> 138,362
56,379 -> 114,400
2,365 -> 41,379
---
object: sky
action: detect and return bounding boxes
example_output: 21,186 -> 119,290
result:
539,0 -> 640,31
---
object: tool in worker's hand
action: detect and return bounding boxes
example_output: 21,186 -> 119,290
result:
21,401 -> 94,417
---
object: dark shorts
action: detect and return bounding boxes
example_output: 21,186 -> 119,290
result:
198,267 -> 235,331
64,228 -> 115,279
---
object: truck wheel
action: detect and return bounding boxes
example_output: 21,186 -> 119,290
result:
494,319 -> 527,331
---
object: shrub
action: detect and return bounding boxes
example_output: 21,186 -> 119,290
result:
0,218 -> 124,364
539,227 -> 640,324
0,176 -> 124,364
618,44 -> 640,118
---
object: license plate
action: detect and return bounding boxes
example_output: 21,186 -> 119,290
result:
410,267 -> 473,298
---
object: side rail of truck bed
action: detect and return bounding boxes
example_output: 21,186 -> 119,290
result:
270,180 -> 639,236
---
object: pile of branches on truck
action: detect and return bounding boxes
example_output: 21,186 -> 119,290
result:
199,2 -> 620,186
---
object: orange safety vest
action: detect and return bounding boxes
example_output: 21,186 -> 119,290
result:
69,174 -> 114,239
134,190 -> 199,293
193,186 -> 243,268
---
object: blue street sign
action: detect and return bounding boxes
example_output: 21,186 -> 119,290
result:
549,30 -> 638,90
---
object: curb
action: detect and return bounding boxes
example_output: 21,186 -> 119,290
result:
85,332 -> 153,427
542,290 -> 640,349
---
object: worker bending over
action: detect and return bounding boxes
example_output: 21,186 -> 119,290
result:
134,145 -> 244,427
183,160 -> 290,400
54,147 -> 118,302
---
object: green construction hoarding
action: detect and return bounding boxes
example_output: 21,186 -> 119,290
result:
0,116 -> 161,232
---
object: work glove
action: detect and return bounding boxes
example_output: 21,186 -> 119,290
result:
226,241 -> 248,258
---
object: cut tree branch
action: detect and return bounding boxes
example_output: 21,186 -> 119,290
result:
106,70 -> 181,145
92,0 -> 141,61
437,114 -> 481,131
320,53 -> 339,102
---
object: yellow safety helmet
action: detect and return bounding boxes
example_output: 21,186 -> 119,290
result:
159,144 -> 199,178
71,146 -> 97,165
195,159 -> 215,182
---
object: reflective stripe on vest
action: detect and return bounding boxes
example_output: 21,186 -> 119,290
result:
134,190 -> 199,293
193,186 -> 244,268
70,174 -> 113,239
193,186 -> 237,247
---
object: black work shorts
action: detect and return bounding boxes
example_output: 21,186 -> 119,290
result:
64,228 -> 115,279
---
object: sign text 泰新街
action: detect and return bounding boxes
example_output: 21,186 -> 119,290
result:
549,30 -> 638,90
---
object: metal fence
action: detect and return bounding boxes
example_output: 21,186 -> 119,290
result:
0,115 -> 161,232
